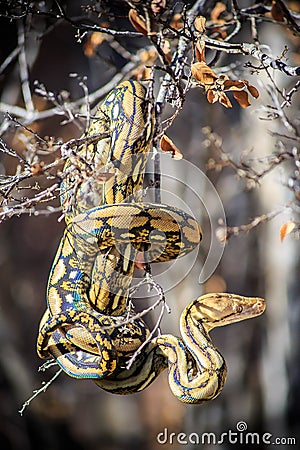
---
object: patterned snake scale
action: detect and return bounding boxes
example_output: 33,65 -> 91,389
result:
37,81 -> 265,403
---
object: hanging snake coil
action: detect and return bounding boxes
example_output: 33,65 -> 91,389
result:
37,81 -> 265,403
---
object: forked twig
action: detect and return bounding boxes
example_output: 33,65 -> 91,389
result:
217,202 -> 296,242
99,273 -> 170,369
126,274 -> 170,369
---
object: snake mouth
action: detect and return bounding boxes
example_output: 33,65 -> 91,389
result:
254,298 -> 266,315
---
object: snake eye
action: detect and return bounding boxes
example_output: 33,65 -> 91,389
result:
236,305 -> 243,313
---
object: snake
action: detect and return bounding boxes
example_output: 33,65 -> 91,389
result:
41,293 -> 265,404
36,80 -> 266,403
37,80 -> 202,378
95,293 -> 265,403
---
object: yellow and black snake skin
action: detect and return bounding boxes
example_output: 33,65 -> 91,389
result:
37,80 -> 265,403
37,80 -> 202,378
95,293 -> 265,403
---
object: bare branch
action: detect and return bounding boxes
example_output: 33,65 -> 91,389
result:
0,44 -> 21,74
203,37 -> 300,76
217,202 -> 296,242
0,56 -> 143,131
17,20 -> 34,112
18,368 -> 62,416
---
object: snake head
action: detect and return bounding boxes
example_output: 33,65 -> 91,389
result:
190,293 -> 266,331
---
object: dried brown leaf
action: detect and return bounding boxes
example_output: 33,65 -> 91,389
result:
191,62 -> 217,85
244,81 -> 259,98
129,9 -> 148,35
206,89 -> 218,104
162,40 -> 172,63
271,0 -> 285,22
194,16 -> 206,33
160,135 -> 183,159
223,80 -> 245,91
280,221 -> 295,241
162,40 -> 171,55
195,40 -> 206,62
139,49 -> 157,63
31,161 -> 45,176
233,90 -> 250,108
212,27 -> 228,39
133,66 -> 152,80
219,92 -> 232,108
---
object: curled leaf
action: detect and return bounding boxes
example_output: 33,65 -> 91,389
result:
194,16 -> 206,33
233,90 -> 251,108
210,3 -> 228,39
160,135 -> 183,159
280,221 -> 295,242
207,89 -> 218,104
223,80 -> 246,91
191,61 -> 217,85
129,9 -> 148,35
219,92 -> 232,108
271,0 -> 285,22
192,60 -> 259,109
244,81 -> 259,98
195,40 -> 206,62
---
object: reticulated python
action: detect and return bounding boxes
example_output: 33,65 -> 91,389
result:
37,81 -> 265,403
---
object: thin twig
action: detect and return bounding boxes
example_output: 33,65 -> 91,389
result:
0,44 -> 21,74
218,202 -> 295,242
0,182 -> 61,222
18,368 -> 63,416
53,0 -> 142,38
126,274 -> 171,369
101,274 -> 170,333
0,137 -> 29,165
202,37 -> 300,76
281,80 -> 300,109
0,58 -> 141,129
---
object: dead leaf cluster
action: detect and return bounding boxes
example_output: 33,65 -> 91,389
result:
191,38 -> 259,108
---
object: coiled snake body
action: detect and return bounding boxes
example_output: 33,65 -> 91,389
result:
37,81 -> 265,403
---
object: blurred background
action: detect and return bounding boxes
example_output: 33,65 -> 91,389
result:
0,1 -> 299,449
